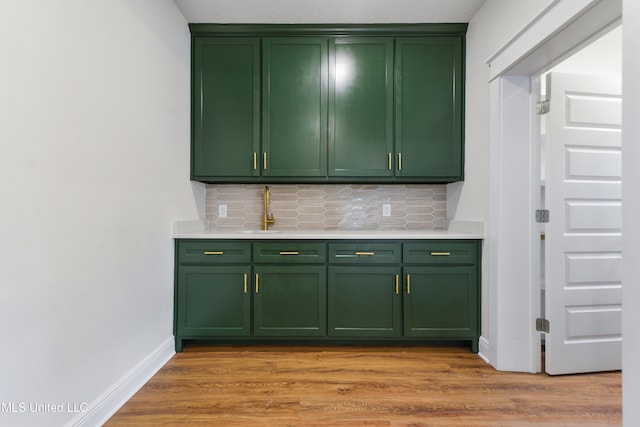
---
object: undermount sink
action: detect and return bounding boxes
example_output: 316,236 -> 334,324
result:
239,229 -> 282,234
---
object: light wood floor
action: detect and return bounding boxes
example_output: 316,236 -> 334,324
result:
106,345 -> 621,426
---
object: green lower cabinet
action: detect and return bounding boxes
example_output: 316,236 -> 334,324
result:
328,266 -> 402,337
403,266 -> 478,338
176,266 -> 252,339
254,266 -> 327,337
175,239 -> 480,352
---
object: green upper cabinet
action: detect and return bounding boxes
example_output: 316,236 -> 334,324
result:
189,25 -> 466,183
192,37 -> 260,179
262,37 -> 328,177
329,37 -> 394,177
395,37 -> 463,180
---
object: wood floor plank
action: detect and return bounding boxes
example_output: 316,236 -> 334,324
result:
106,346 -> 621,426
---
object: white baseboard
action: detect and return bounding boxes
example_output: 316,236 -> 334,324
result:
478,335 -> 491,365
66,337 -> 175,427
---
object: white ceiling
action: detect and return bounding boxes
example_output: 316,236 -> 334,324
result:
172,0 -> 487,24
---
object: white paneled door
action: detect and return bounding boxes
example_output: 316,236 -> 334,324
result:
544,72 -> 622,375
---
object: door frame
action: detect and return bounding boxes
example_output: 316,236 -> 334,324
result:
484,0 -> 621,372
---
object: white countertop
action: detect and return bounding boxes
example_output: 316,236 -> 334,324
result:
172,220 -> 484,240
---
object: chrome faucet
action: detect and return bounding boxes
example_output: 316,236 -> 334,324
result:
262,186 -> 275,231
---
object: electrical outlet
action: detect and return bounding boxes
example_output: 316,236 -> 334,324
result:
218,204 -> 227,218
382,203 -> 391,217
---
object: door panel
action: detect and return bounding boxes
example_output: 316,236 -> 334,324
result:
544,72 -> 622,375
193,38 -> 260,178
328,266 -> 402,337
403,266 -> 477,338
329,38 -> 394,177
177,266 -> 251,337
254,266 -> 327,336
395,37 -> 463,179
262,37 -> 328,177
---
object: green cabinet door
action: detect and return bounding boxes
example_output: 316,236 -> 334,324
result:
328,266 -> 402,337
403,266 -> 477,338
395,37 -> 463,180
254,266 -> 327,336
262,37 -> 328,177
329,38 -> 394,177
192,37 -> 260,179
176,266 -> 252,338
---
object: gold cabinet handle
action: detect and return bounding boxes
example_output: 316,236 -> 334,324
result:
430,252 -> 451,256
253,152 -> 257,170
263,152 -> 267,170
243,273 -> 248,294
279,251 -> 299,255
203,251 -> 224,255
398,152 -> 402,171
407,274 -> 411,295
395,274 -> 399,295
388,153 -> 392,170
355,251 -> 375,256
255,273 -> 259,293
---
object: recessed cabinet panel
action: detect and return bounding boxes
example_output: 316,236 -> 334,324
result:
403,241 -> 477,265
262,38 -> 328,177
177,266 -> 251,338
396,37 -> 463,180
254,266 -> 327,336
178,240 -> 252,265
328,266 -> 402,337
403,266 -> 477,338
328,242 -> 401,264
253,241 -> 327,264
329,38 -> 394,177
192,38 -> 260,179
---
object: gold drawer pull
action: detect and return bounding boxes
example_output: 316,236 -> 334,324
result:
255,274 -> 259,293
355,251 -> 375,256
388,153 -> 392,170
398,152 -> 402,170
263,152 -> 267,170
243,274 -> 248,294
203,251 -> 224,255
430,252 -> 451,256
279,251 -> 299,255
395,275 -> 399,295
407,274 -> 411,295
253,152 -> 257,170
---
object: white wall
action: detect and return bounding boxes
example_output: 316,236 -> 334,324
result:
453,0 -> 555,353
551,26 -> 622,76
448,0 -> 555,221
622,1 -> 640,425
0,1 -> 201,425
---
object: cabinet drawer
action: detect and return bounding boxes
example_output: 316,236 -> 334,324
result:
329,242 -> 401,264
403,240 -> 478,265
253,241 -> 326,264
177,240 -> 252,264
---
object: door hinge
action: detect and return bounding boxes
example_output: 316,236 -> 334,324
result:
536,318 -> 550,333
537,100 -> 550,115
536,209 -> 550,223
